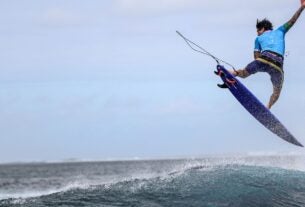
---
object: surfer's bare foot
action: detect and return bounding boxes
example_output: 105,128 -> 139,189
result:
229,70 -> 238,76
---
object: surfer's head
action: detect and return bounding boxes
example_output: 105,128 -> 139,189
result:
256,18 -> 273,35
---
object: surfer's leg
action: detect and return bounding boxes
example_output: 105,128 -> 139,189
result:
233,69 -> 250,78
230,60 -> 261,78
228,68 -> 250,77
267,71 -> 284,109
267,86 -> 282,109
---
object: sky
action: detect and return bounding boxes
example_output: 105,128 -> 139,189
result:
1,0 -> 305,163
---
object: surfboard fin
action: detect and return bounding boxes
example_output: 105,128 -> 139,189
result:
214,70 -> 225,77
217,83 -> 229,89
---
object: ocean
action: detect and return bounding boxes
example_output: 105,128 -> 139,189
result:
1,155 -> 305,207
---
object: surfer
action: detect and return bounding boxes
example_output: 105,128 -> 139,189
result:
229,1 -> 305,109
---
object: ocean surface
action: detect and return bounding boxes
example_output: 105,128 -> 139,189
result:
1,155 -> 305,207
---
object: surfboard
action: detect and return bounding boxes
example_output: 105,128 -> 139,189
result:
215,64 -> 303,147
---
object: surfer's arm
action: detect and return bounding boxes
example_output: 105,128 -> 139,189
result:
284,5 -> 304,30
253,37 -> 261,59
254,51 -> 261,59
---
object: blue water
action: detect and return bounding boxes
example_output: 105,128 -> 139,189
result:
1,155 -> 305,207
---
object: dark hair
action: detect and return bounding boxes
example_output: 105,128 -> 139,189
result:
256,18 -> 273,30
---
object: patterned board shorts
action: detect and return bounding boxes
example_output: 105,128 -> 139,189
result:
245,56 -> 284,90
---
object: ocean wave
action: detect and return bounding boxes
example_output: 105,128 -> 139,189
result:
2,156 -> 305,206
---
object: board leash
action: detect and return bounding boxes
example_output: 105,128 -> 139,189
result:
176,31 -> 237,71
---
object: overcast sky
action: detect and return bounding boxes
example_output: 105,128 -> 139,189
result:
1,0 -> 305,163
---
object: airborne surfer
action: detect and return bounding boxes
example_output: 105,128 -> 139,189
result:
226,0 -> 305,109
176,1 -> 305,147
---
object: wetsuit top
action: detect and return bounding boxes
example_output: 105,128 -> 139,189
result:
254,23 -> 291,56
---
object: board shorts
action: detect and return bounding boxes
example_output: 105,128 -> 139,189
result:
245,51 -> 284,91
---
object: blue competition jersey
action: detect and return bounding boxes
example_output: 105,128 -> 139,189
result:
254,23 -> 290,56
